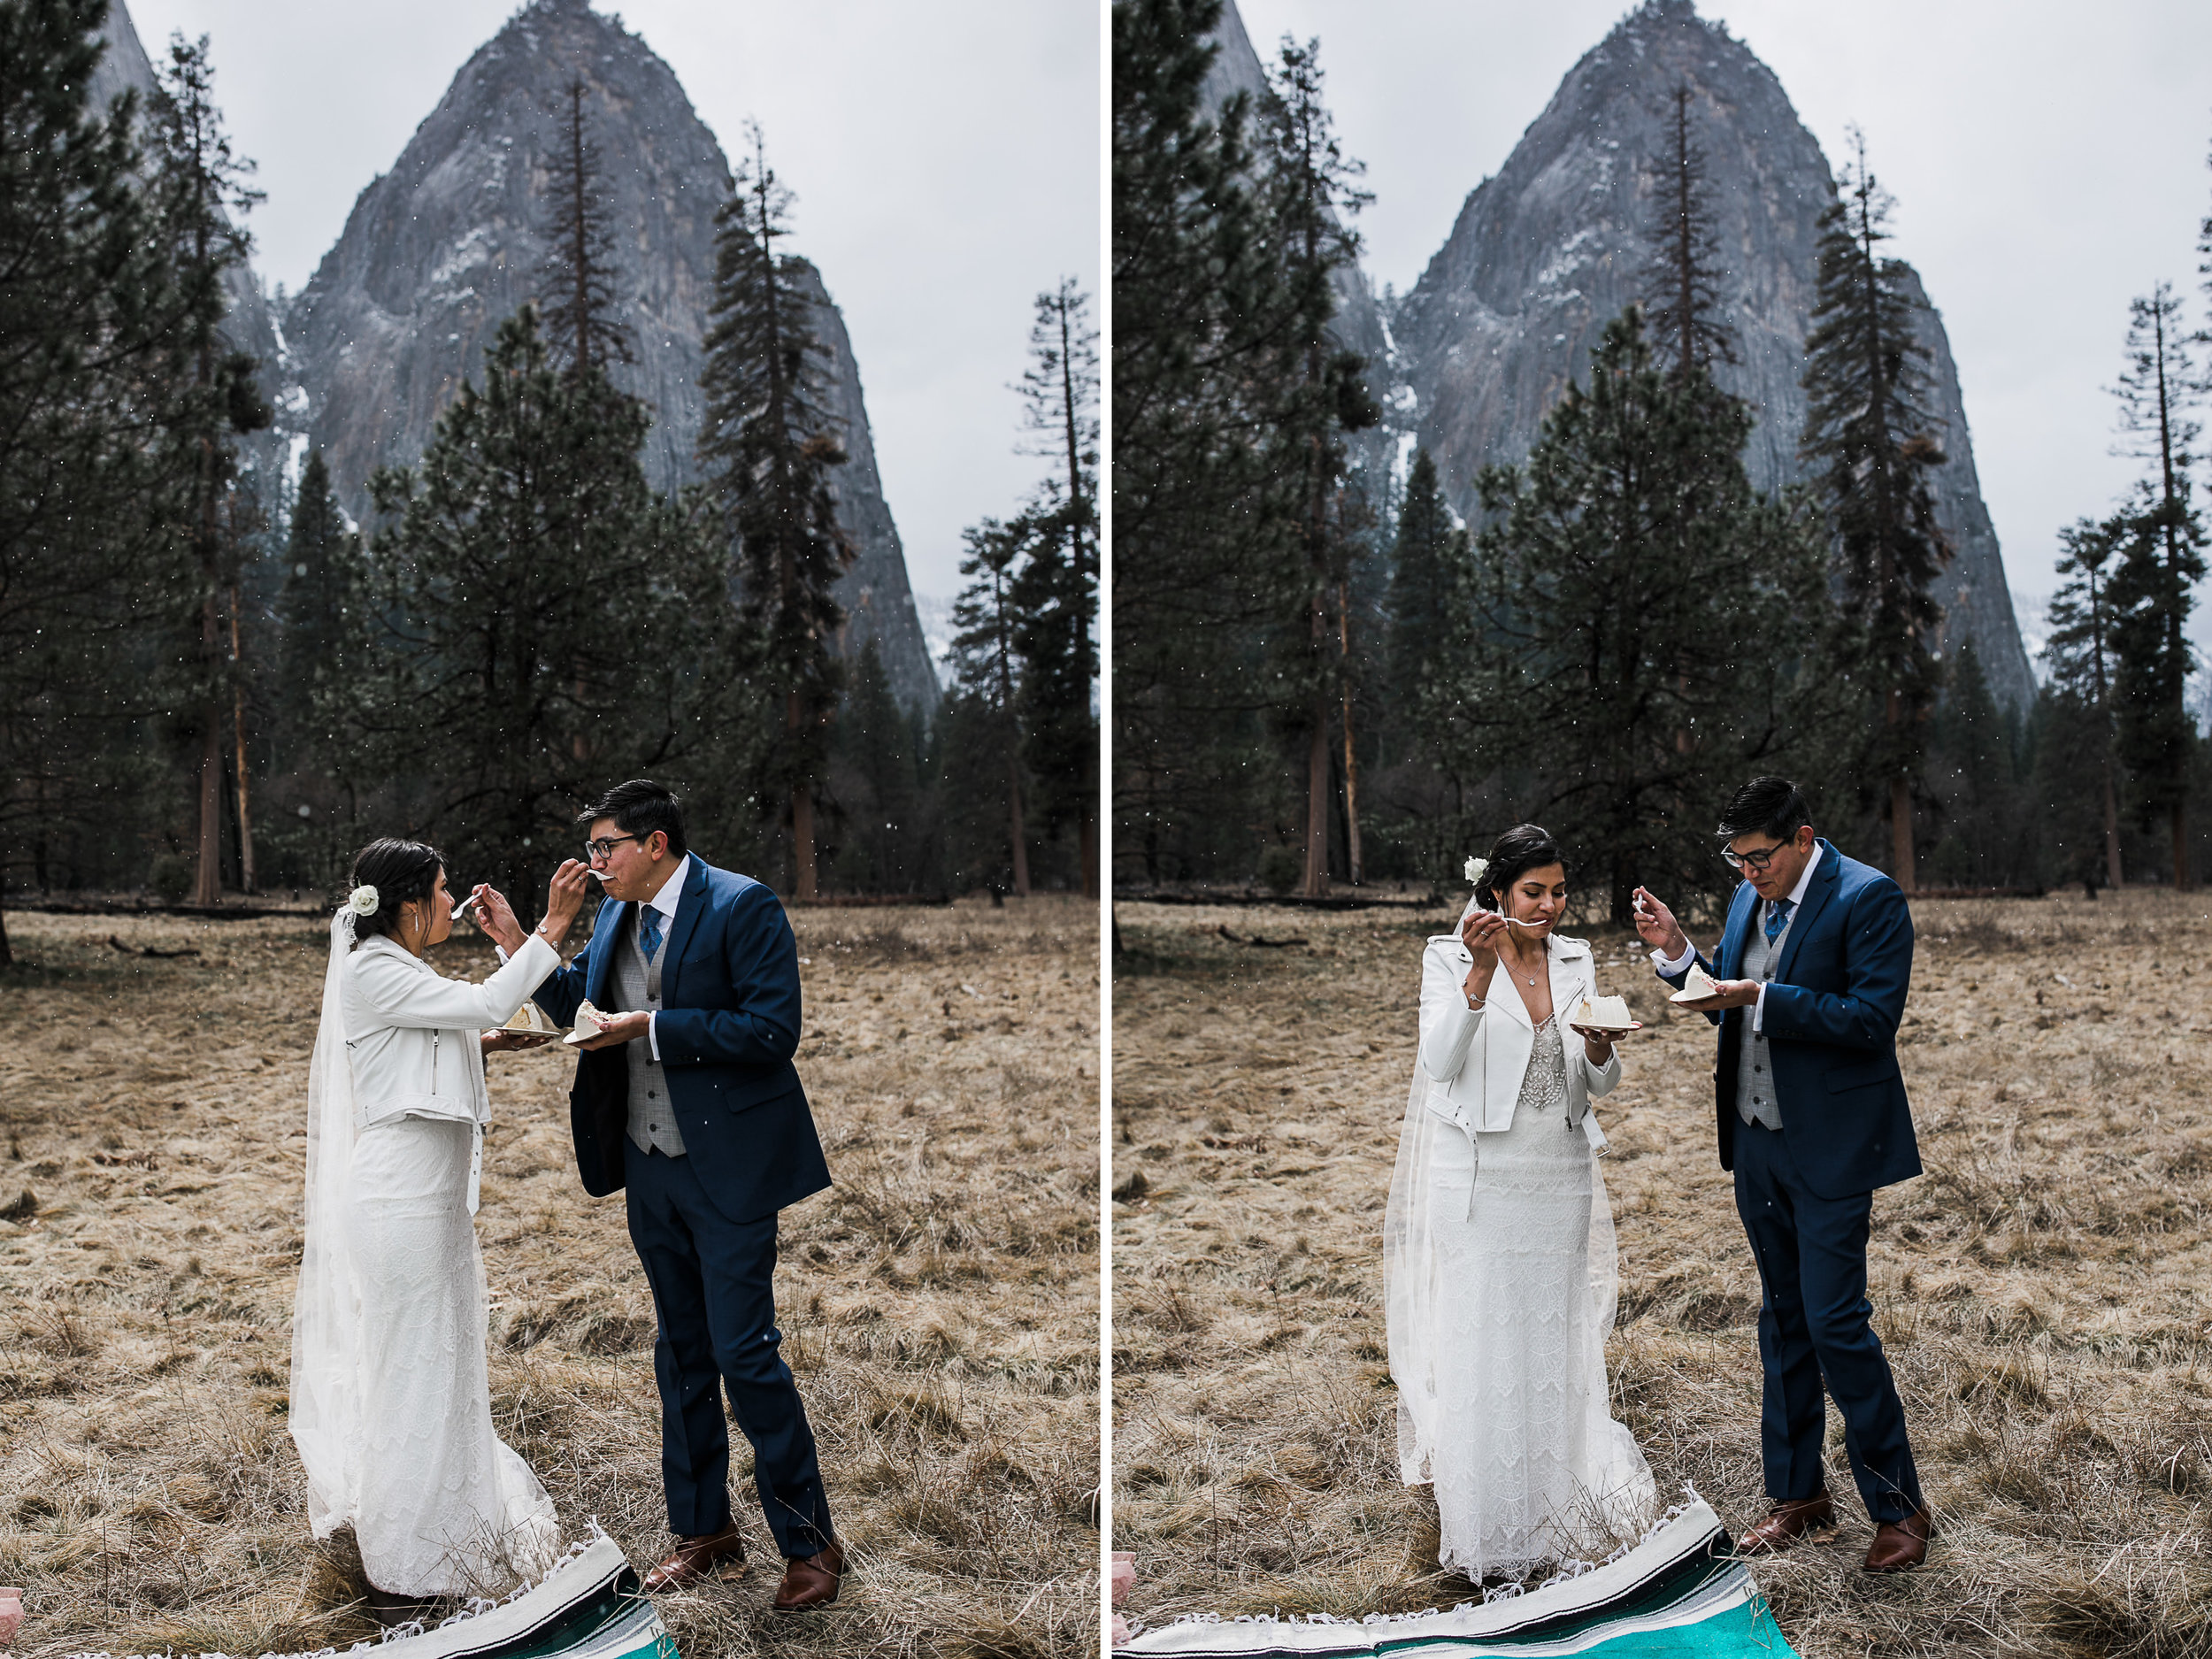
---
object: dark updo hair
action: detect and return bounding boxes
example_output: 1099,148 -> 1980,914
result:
1474,823 -> 1567,912
349,837 -> 445,945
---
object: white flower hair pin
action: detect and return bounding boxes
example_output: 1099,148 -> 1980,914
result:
1464,856 -> 1488,887
347,885 -> 380,917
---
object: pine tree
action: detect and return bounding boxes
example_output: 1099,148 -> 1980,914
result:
539,77 -> 633,374
827,638 -> 927,894
142,31 -> 269,905
2105,283 -> 2205,887
2043,514 -> 2127,886
1471,310 -> 1834,919
1009,280 -> 1100,895
1111,0 -> 1311,886
354,307 -> 731,901
1640,82 -> 1737,379
1799,130 -> 1948,891
696,121 -> 852,901
276,449 -> 368,779
1259,35 -> 1378,896
1925,641 -> 2019,888
1385,448 -> 1479,877
0,0 -> 194,960
950,517 -> 1031,895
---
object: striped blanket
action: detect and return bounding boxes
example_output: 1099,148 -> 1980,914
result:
1112,1497 -> 1798,1658
65,1534 -> 676,1659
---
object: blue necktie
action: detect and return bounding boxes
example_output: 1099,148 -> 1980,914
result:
639,906 -> 664,961
1764,898 -> 1793,942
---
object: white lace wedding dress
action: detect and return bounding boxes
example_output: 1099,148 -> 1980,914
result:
1388,1012 -> 1654,1578
291,910 -> 563,1597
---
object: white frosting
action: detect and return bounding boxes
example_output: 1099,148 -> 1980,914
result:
562,999 -> 615,1045
1670,964 -> 1721,1002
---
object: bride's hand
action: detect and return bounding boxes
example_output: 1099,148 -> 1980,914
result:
1459,908 -> 1507,979
538,860 -> 591,946
472,885 -> 526,954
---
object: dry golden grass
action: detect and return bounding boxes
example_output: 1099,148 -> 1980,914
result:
1111,890 -> 2212,1657
0,897 -> 1099,1659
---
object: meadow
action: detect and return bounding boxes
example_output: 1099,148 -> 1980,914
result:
1112,890 -> 2212,1657
0,897 -> 1099,1659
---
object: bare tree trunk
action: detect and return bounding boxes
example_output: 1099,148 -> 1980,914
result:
228,592 -> 255,894
193,586 -> 223,905
0,902 -> 12,968
2174,801 -> 2190,892
1889,772 -> 1916,893
1007,747 -> 1031,898
1338,579 -> 1362,887
1302,706 -> 1330,899
1079,815 -> 1098,901
2102,754 -> 2124,889
793,784 -> 817,901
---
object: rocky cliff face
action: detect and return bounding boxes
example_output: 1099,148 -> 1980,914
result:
1391,0 -> 2033,709
279,0 -> 937,710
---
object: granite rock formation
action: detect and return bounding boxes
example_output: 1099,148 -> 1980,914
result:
278,0 -> 936,709
1389,0 -> 2033,708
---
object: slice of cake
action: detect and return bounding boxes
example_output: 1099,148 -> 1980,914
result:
1669,964 -> 1722,1003
562,999 -> 617,1045
501,1001 -> 563,1035
1575,993 -> 1636,1030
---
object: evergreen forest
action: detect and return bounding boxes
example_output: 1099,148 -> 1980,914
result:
0,1 -> 1096,961
1111,0 -> 2212,914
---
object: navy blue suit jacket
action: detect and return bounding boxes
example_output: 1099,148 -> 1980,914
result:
1663,841 -> 1921,1199
533,857 -> 832,1224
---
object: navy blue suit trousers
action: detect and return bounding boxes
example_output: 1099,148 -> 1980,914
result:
625,1140 -> 833,1558
1733,1120 -> 1922,1524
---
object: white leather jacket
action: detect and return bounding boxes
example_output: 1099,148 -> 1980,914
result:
1418,932 -> 1621,1150
342,932 -> 559,1134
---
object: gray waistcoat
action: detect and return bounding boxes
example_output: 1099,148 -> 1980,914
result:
612,908 -> 684,1156
1735,905 -> 1791,1131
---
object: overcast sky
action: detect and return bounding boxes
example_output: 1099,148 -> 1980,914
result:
1238,0 -> 2212,656
122,0 -> 1100,610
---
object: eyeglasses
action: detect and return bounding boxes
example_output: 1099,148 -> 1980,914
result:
584,833 -> 642,861
1719,843 -> 1786,872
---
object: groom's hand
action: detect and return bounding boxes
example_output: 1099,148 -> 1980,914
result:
573,1009 -> 650,1050
1677,978 -> 1759,1010
1631,887 -> 1688,959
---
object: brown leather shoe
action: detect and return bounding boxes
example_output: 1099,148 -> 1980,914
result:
771,1540 -> 845,1612
641,1522 -> 747,1593
1736,1493 -> 1836,1555
1863,1507 -> 1934,1573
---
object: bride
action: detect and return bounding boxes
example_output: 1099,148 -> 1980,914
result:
289,837 -> 590,1623
1385,824 -> 1655,1579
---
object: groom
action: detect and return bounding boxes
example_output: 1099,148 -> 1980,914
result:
1632,776 -> 1931,1572
524,779 -> 842,1609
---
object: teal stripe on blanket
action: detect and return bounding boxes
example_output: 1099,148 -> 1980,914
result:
1115,1497 -> 1801,1659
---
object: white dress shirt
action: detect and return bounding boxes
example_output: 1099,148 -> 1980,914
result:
634,854 -> 689,1063
1652,841 -> 1822,1032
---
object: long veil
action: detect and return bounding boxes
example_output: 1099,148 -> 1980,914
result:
290,907 -> 362,1538
1381,896 -> 1627,1495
